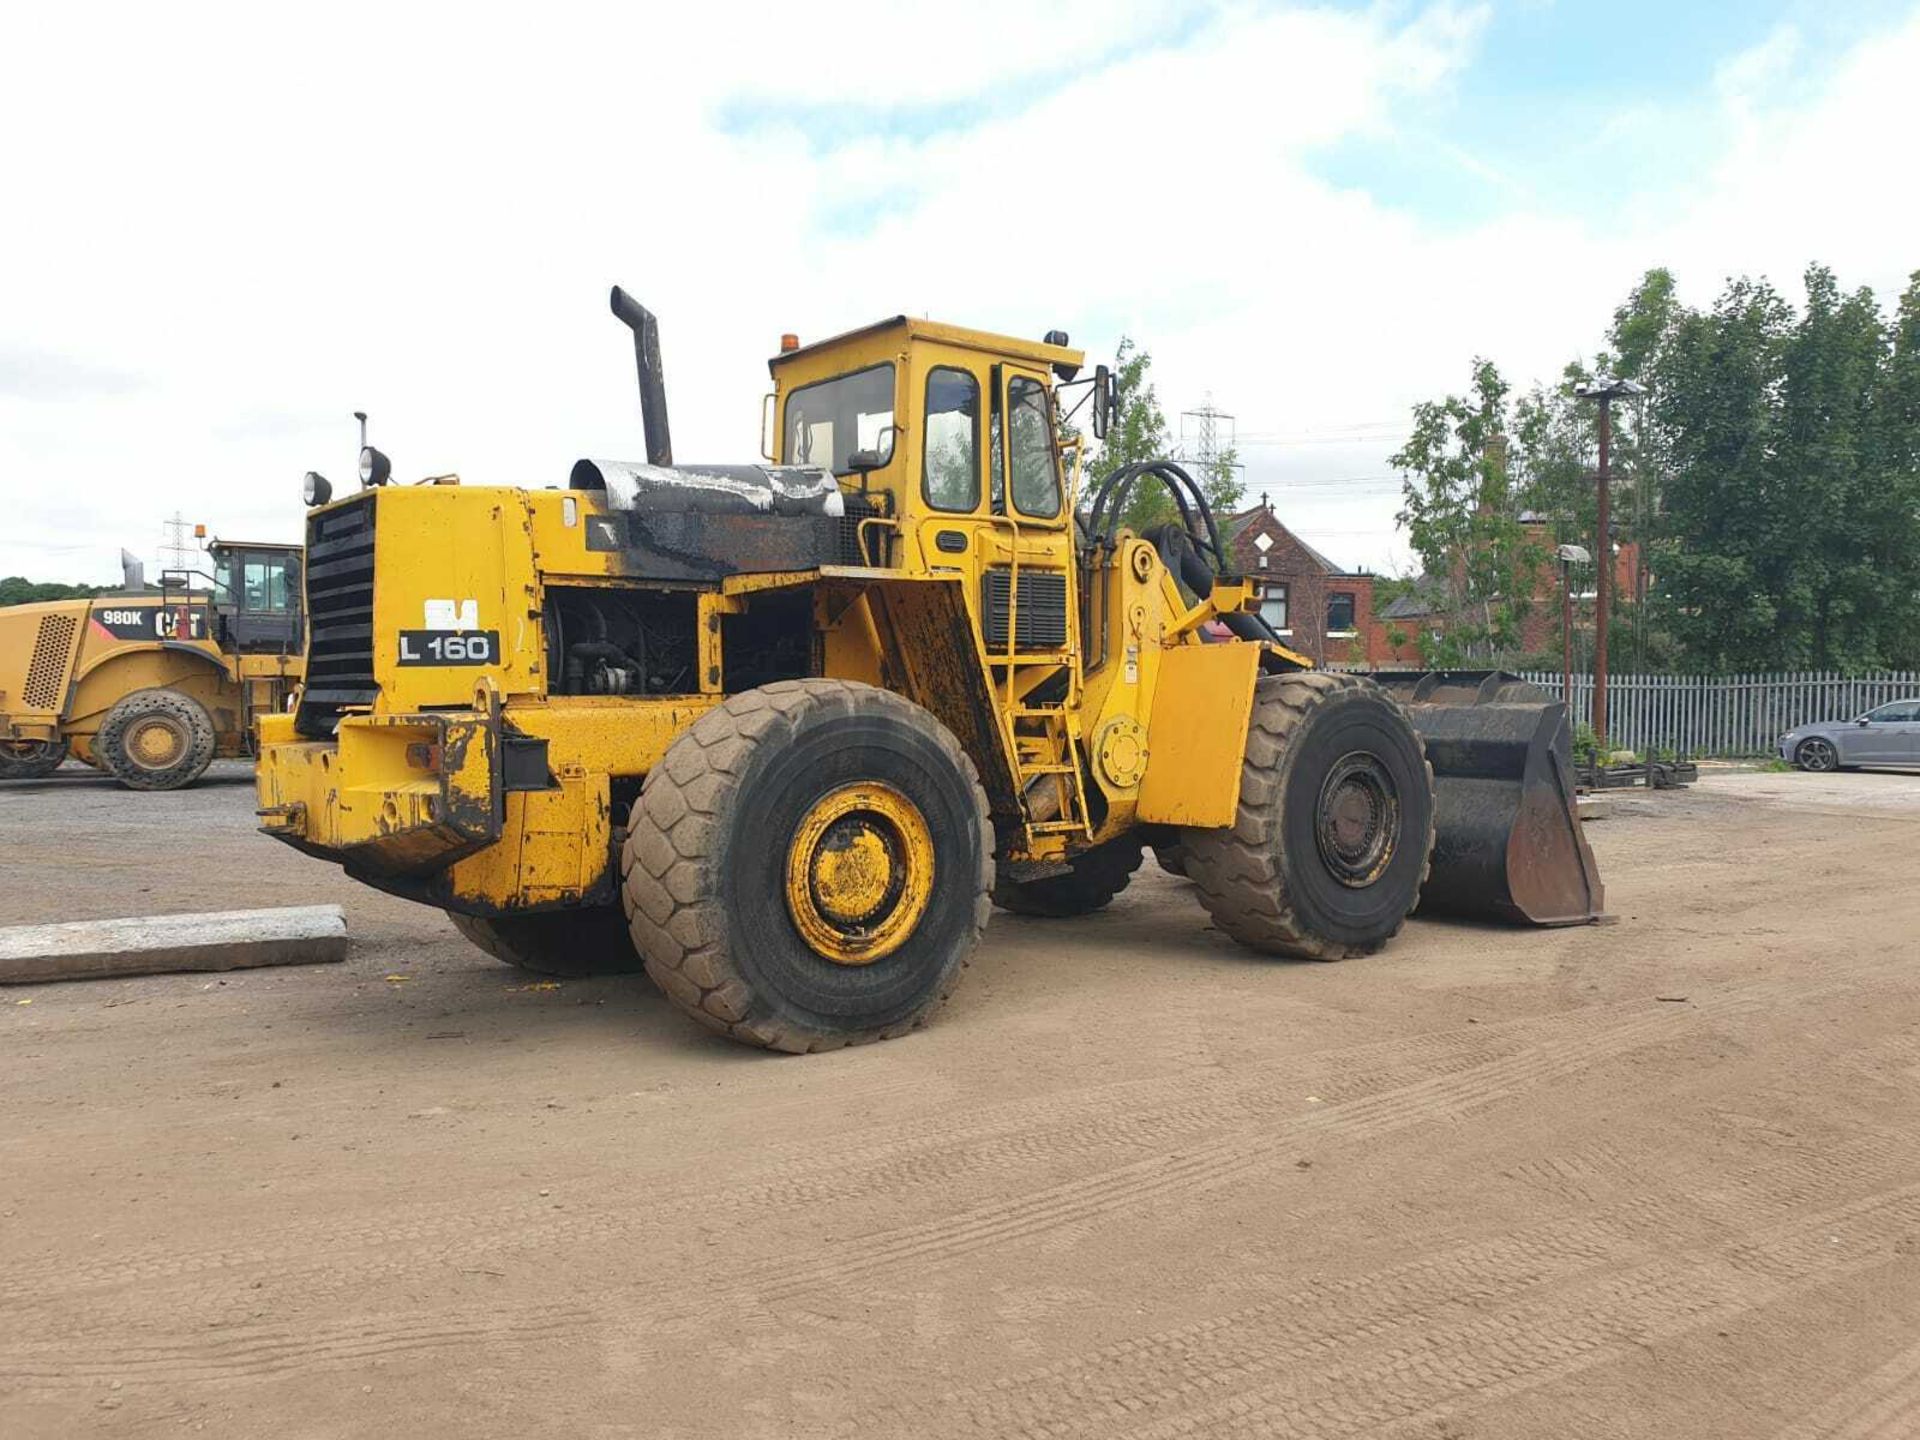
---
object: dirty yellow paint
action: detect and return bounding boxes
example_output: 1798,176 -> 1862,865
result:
1136,643 -> 1262,828
259,313 -> 1314,921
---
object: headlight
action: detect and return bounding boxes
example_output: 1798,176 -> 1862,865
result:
302,471 -> 332,506
359,445 -> 392,487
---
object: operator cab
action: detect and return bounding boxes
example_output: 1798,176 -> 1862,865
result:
209,541 -> 303,654
768,316 -> 1109,536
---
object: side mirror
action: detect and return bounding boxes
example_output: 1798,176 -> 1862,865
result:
1092,364 -> 1114,441
847,425 -> 900,474
1857,717 -> 1872,726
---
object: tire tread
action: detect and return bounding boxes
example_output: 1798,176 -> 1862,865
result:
1182,673 -> 1435,960
621,679 -> 993,1053
96,688 -> 217,792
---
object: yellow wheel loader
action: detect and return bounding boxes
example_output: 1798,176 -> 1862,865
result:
0,542 -> 303,790
256,289 -> 1601,1050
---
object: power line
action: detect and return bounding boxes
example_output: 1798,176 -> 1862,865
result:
1239,434 -> 1405,448
160,511 -> 195,576
1175,396 -> 1240,474
1262,474 -> 1400,490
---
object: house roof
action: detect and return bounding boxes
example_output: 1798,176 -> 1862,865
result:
1378,578 -> 1447,619
1225,502 -> 1354,576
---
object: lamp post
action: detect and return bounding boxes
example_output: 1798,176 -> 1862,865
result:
1555,543 -> 1591,717
1573,376 -> 1644,750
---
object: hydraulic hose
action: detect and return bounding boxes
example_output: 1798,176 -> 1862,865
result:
1084,460 -> 1228,572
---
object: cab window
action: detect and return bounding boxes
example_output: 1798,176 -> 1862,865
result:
923,367 -> 980,512
213,552 -> 236,606
1007,376 -> 1061,518
242,553 -> 291,612
784,364 -> 895,475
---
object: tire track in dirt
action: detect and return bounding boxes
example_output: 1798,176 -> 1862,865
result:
13,1124 -> 1916,1407
0,1306 -> 597,1387
1170,1187 -> 1920,1440
4,982 -> 1712,1317
3,972 -> 1886,1393
0,1039 -> 1536,1332
1773,1336 -> 1920,1440
742,977 -> 1839,1308
835,1127 -> 1920,1438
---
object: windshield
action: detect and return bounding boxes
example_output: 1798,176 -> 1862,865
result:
784,364 -> 895,475
241,552 -> 291,612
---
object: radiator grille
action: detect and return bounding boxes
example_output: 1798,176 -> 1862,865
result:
295,495 -> 378,737
980,569 -> 1069,651
24,613 -> 77,709
837,493 -> 887,565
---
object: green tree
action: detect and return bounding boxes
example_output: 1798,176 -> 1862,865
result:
1408,262 -> 1920,675
1647,276 -> 1794,669
1391,359 -> 1548,664
1779,265 -> 1896,669
1881,272 -> 1920,665
1082,337 -> 1241,534
1647,266 -> 1920,672
0,577 -> 104,607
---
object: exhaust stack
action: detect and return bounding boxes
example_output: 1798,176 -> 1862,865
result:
610,287 -> 672,467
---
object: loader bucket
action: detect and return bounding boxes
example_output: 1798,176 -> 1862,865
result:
1367,671 -> 1604,926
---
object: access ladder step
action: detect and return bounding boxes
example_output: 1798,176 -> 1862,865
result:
1027,819 -> 1090,835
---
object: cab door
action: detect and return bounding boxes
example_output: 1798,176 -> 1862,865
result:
219,548 -> 304,654
982,364 -> 1076,661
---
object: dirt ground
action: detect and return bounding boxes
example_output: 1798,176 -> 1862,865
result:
3,761 -> 1919,1439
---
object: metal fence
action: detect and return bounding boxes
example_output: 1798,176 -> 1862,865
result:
1508,671 -> 1920,758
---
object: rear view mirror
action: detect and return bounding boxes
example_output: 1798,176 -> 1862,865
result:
847,424 -> 900,474
1092,364 -> 1114,441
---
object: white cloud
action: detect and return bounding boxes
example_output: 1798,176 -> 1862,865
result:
0,1 -> 1916,584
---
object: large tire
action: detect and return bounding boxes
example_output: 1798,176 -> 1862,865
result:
450,908 -> 644,978
1151,838 -> 1189,879
0,738 -> 68,780
993,836 -> 1143,917
622,680 -> 993,1053
96,688 -> 217,791
1183,672 -> 1434,960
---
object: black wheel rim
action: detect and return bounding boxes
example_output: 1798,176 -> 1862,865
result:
1315,751 -> 1400,888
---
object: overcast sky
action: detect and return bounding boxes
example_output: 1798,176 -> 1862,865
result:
3,0 -> 1918,583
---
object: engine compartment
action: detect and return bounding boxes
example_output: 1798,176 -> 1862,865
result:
543,588 -> 697,697
542,585 -> 813,698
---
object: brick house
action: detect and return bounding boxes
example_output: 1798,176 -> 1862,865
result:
1224,496 -> 1378,665
1363,514 -> 1646,665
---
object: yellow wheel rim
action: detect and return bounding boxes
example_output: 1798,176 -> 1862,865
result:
784,782 -> 936,966
127,716 -> 186,770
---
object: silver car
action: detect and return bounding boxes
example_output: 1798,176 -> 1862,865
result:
1781,699 -> 1920,771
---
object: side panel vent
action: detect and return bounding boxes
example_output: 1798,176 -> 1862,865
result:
980,569 -> 1068,651
24,613 -> 78,709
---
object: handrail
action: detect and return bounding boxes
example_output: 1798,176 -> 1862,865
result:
856,515 -> 901,568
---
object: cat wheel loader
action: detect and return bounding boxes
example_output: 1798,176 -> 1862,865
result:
1,541 -> 303,790
255,289 -> 1602,1052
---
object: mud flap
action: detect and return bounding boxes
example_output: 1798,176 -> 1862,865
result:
1368,671 -> 1604,926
